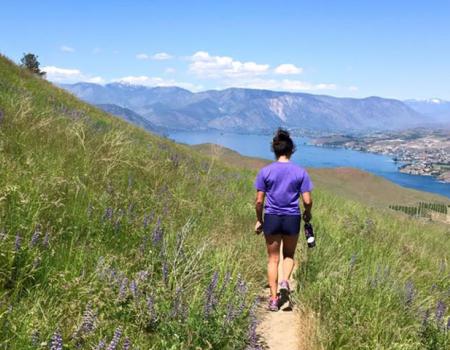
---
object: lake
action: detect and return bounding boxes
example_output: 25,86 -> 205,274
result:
169,130 -> 450,199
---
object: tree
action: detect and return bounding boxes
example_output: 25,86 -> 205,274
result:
20,53 -> 46,76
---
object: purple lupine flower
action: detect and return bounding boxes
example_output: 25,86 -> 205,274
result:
31,330 -> 40,346
42,231 -> 50,248
95,339 -> 106,350
204,272 -> 219,317
122,338 -> 131,350
217,271 -> 232,301
103,207 -> 113,221
30,226 -> 41,247
80,304 -> 96,334
151,219 -> 163,245
135,270 -> 149,282
246,297 -> 261,350
14,233 -> 22,251
147,296 -> 157,326
404,280 -> 415,307
235,274 -> 247,295
225,302 -> 235,324
50,330 -> 63,350
106,327 -> 122,350
162,261 -> 169,286
435,300 -> 446,324
447,316 -> 450,330
129,280 -> 138,298
170,287 -> 186,319
119,278 -> 129,300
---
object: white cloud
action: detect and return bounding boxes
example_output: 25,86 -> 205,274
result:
348,85 -> 359,92
165,67 -> 176,74
60,45 -> 75,53
92,47 -> 102,54
136,52 -> 173,60
136,53 -> 150,60
151,52 -> 173,60
42,65 -> 105,84
274,64 -> 303,75
222,78 -> 336,92
114,75 -> 201,91
189,51 -> 270,78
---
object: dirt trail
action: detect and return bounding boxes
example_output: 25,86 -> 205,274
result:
256,253 -> 313,350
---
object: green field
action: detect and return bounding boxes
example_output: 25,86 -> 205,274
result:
1,55 -> 449,349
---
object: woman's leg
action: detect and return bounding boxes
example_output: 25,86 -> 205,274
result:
265,234 -> 282,298
282,234 -> 299,281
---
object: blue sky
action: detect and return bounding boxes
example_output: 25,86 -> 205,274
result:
1,0 -> 449,99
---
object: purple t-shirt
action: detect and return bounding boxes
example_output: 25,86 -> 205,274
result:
255,161 -> 313,215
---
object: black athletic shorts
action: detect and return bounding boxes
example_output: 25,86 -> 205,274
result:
263,214 -> 301,236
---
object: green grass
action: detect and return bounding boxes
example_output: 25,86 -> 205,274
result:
0,55 -> 266,349
0,54 -> 449,350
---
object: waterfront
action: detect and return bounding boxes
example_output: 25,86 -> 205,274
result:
169,130 -> 450,199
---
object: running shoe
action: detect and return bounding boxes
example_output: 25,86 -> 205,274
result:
268,296 -> 279,311
279,280 -> 290,294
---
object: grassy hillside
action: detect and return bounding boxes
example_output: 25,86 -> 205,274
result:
1,55 -> 449,350
0,55 -> 266,349
193,143 -> 449,208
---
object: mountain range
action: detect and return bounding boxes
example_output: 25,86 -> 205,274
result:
61,82 -> 448,133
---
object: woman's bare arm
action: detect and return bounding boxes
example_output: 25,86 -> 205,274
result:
301,191 -> 313,222
255,191 -> 265,233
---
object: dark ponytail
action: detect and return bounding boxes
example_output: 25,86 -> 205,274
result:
271,128 -> 295,159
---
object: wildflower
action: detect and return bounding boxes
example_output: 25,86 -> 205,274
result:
42,231 -> 50,248
30,330 -> 40,346
171,287 -> 186,319
30,226 -> 41,247
119,278 -> 129,300
147,296 -> 157,326
447,317 -> 450,330
50,330 -> 63,350
246,297 -> 261,350
129,280 -> 138,298
103,207 -> 113,221
95,339 -> 106,349
135,270 -> 149,282
162,261 -> 169,286
225,302 -> 235,324
404,280 -> 415,307
14,233 -> 22,251
87,203 -> 93,218
151,218 -> 163,245
106,327 -> 122,350
217,271 -> 232,300
123,338 -> 131,350
80,304 -> 96,334
204,271 -> 219,317
435,300 -> 446,324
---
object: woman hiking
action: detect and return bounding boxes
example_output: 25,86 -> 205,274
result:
254,128 -> 313,311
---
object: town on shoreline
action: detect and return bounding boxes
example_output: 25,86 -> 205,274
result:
312,128 -> 450,183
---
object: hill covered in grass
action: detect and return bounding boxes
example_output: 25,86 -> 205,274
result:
1,55 -> 449,350
0,55 -> 266,349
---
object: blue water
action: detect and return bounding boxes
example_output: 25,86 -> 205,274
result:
169,130 -> 450,199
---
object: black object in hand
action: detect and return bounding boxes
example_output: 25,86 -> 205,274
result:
304,222 -> 316,248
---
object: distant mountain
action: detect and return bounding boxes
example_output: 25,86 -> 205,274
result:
95,103 -> 164,134
404,99 -> 450,124
62,82 -> 435,133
